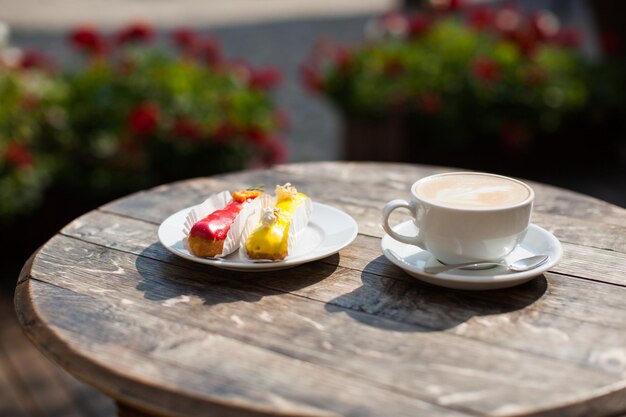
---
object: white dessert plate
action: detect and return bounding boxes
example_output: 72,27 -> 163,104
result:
381,221 -> 562,290
159,202 -> 358,271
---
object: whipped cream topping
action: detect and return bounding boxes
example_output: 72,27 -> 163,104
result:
261,207 -> 278,227
275,183 -> 297,202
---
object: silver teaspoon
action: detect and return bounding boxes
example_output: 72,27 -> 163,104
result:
423,254 -> 550,274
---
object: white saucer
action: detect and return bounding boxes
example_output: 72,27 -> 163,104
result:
159,202 -> 358,272
381,222 -> 562,290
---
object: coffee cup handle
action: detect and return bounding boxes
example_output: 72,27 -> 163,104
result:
382,199 -> 424,248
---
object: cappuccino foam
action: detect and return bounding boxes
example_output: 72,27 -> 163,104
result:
415,173 -> 531,209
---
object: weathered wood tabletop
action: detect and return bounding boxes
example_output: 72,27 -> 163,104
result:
15,162 -> 626,417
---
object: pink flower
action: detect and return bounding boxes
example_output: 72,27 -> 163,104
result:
128,103 -> 160,136
69,25 -> 107,55
495,8 -> 522,36
249,67 -> 282,90
116,22 -> 155,45
4,142 -> 34,168
378,12 -> 409,38
172,27 -> 199,49
471,57 -> 500,82
530,11 -> 560,41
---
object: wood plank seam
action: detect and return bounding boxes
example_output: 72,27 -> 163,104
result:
97,206 -> 626,256
18,277 -> 483,417
52,230 -> 626,332
21,266 -> 626,417
31,236 -> 626,381
58,221 -> 626,294
92,206 -> 626,279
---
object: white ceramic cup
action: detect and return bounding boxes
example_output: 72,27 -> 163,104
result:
382,172 -> 534,265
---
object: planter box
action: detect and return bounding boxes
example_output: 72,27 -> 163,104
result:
341,113 -> 624,177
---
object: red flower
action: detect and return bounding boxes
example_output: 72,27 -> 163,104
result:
4,142 -> 34,168
172,118 -> 203,141
69,25 -> 107,55
418,92 -> 442,114
128,103 -> 160,136
249,67 -> 282,90
300,64 -> 323,93
245,127 -> 269,145
197,37 -> 221,66
213,122 -> 237,142
432,0 -> 462,12
471,57 -> 500,82
514,29 -> 539,56
468,7 -> 495,30
334,46 -> 353,72
408,13 -> 432,37
116,22 -> 155,45
172,27 -> 199,49
19,50 -> 54,71
553,28 -> 581,48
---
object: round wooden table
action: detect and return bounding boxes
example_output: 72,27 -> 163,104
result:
15,162 -> 626,417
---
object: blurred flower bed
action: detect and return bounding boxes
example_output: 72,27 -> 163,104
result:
301,5 -> 625,169
0,22 -> 287,223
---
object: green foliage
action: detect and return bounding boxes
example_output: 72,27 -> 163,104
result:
305,13 -> 591,149
0,24 -> 286,221
55,50 -> 281,195
0,69 -> 59,221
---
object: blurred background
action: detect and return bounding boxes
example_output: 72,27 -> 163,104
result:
1,0 -> 625,414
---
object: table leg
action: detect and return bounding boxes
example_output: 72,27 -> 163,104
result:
117,401 -> 165,417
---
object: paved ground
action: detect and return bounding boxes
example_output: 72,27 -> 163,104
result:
0,291 -> 116,417
0,0 -> 395,30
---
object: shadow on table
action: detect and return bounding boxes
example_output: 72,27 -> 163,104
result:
134,242 -> 340,306
324,255 -> 547,332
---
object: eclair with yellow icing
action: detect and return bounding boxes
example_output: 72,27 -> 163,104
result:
243,183 -> 311,261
